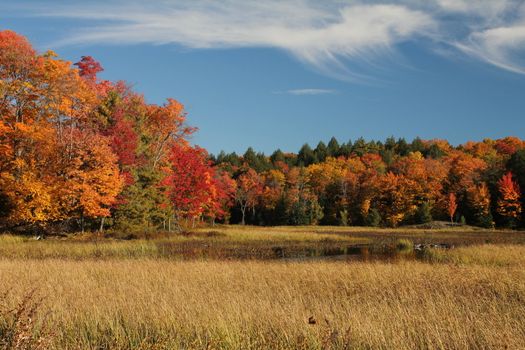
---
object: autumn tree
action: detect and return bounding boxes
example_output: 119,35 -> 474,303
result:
307,157 -> 352,225
235,168 -> 263,225
258,169 -> 287,225
101,90 -> 194,231
286,167 -> 323,225
494,137 -> 524,157
444,151 -> 487,223
0,30 -> 100,228
206,170 -> 236,224
55,130 -> 123,232
447,193 -> 458,223
375,172 -> 417,227
163,144 -> 219,229
0,31 -> 199,234
497,172 -> 522,227
390,151 -> 448,218
467,183 -> 493,228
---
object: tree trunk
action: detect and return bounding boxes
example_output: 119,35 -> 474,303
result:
99,217 -> 105,232
241,207 -> 246,225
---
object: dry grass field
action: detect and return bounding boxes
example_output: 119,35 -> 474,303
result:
1,226 -> 525,349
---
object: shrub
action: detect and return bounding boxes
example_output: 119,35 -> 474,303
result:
338,209 -> 349,226
395,239 -> 414,253
474,212 -> 494,229
414,202 -> 432,224
365,209 -> 382,227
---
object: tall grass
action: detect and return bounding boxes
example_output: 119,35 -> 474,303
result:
1,252 -> 524,349
0,235 -> 160,260
0,289 -> 52,350
422,244 -> 525,267
0,230 -> 370,260
2,225 -> 524,260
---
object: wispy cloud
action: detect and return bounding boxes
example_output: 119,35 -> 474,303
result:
429,0 -> 525,75
6,0 -> 525,78
455,24 -> 525,74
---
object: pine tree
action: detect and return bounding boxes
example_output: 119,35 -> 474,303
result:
297,144 -> 317,167
327,137 -> 341,157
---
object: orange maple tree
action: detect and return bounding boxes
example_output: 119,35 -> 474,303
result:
497,172 -> 522,226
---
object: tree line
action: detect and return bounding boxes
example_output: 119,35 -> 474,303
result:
1,30 -> 524,232
214,139 -> 525,229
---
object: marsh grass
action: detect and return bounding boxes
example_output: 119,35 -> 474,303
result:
1,225 -> 524,261
395,238 -> 414,253
0,229 -> 370,260
0,244 -> 525,349
422,244 -> 525,267
0,289 -> 53,350
1,227 -> 525,348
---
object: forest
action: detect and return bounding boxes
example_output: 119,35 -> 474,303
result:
3,29 -> 525,350
1,30 -> 524,233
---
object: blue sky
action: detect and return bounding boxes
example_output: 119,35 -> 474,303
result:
2,0 -> 525,154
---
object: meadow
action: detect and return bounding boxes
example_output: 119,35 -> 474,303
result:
1,226 -> 525,349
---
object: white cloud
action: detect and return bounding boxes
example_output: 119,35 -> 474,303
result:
8,0 -> 525,78
20,0 -> 435,81
446,1 -> 525,75
434,0 -> 510,18
283,89 -> 337,96
457,24 -> 525,74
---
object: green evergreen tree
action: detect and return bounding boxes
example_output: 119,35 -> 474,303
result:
380,149 -> 395,166
256,152 -> 271,172
414,202 -> 432,224
339,140 -> 352,158
297,143 -> 317,167
314,141 -> 328,162
270,149 -> 285,164
385,136 -> 396,151
223,152 -> 242,167
288,197 -> 323,225
327,137 -> 341,157
243,147 -> 258,167
425,144 -> 445,159
368,140 -> 382,154
352,137 -> 368,156
113,168 -> 171,232
396,138 -> 410,156
410,137 -> 425,154
215,150 -> 227,164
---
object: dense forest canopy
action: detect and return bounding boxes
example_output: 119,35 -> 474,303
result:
1,30 -> 524,232
213,136 -> 524,228
0,30 -> 231,233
